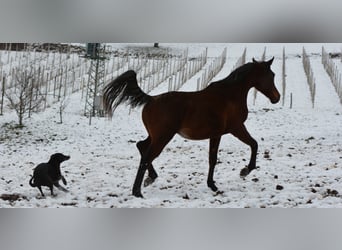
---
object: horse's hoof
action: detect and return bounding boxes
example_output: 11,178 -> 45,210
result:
132,190 -> 144,198
208,182 -> 218,192
240,167 -> 250,177
144,177 -> 156,187
215,190 -> 224,195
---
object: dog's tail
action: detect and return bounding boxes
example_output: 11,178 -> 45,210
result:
103,70 -> 152,117
29,175 -> 36,187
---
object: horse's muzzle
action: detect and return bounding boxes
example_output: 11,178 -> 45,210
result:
270,90 -> 280,104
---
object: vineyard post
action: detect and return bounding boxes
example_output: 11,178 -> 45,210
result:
72,71 -> 76,92
52,51 -> 55,65
0,76 -> 5,115
81,77 -> 85,100
162,57 -> 166,81
204,47 -> 208,64
168,77 -> 172,92
63,65 -> 68,98
282,46 -> 286,106
41,66 -> 45,95
157,59 -> 160,84
45,50 -> 49,69
36,66 -> 41,101
7,43 -> 11,62
46,72 -> 50,92
302,47 -> 315,108
44,75 -> 48,110
312,80 -> 316,108
111,55 -> 115,78
15,44 -> 19,61
58,68 -> 63,101
53,76 -> 57,98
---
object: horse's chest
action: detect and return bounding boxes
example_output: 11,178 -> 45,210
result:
223,105 -> 248,128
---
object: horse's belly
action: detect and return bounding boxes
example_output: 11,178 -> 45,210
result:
178,127 -> 222,140
178,129 -> 200,140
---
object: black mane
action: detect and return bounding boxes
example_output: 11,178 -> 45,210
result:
208,62 -> 254,88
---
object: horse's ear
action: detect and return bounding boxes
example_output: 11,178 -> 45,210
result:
267,57 -> 274,66
252,58 -> 258,63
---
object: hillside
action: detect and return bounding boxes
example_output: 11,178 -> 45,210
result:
0,43 -> 341,207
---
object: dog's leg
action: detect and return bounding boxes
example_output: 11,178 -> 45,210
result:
54,182 -> 69,192
49,185 -> 56,196
57,186 -> 69,192
61,176 -> 67,185
37,186 -> 45,197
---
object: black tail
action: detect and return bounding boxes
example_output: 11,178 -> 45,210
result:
29,176 -> 36,187
103,70 -> 152,117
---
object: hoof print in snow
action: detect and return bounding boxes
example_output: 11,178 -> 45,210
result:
252,178 -> 259,182
326,189 -> 339,197
263,150 -> 270,159
305,136 -> 315,143
61,202 -> 77,206
1,193 -> 28,202
108,193 -> 118,198
214,190 -> 224,196
276,185 -> 284,191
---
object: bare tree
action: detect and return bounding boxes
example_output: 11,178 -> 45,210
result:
5,67 -> 45,127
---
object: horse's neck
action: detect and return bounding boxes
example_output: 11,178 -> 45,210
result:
215,77 -> 253,98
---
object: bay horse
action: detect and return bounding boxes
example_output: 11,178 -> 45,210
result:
103,58 -> 280,198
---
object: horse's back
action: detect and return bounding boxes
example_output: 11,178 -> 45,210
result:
142,91 -> 191,123
142,89 -> 231,140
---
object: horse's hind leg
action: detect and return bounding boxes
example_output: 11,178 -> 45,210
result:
136,137 -> 158,186
133,134 -> 174,198
208,136 -> 221,192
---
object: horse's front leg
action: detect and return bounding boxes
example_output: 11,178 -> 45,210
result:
231,124 -> 258,177
208,136 -> 221,192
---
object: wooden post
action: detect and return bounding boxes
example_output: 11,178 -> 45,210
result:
290,93 -> 293,109
168,77 -> 172,92
58,68 -> 63,101
64,65 -> 68,98
282,46 -> 286,106
44,76 -> 48,110
0,76 -> 5,115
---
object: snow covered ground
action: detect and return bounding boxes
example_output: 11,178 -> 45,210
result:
0,43 -> 341,207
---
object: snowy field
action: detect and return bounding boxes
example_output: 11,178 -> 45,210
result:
0,43 -> 341,207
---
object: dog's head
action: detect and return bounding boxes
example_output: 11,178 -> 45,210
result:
49,153 -> 70,164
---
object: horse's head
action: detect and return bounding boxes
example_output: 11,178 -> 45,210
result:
252,57 -> 280,104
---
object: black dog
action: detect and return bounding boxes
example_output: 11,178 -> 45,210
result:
29,153 -> 70,197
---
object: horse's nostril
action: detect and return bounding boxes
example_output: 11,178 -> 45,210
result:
271,90 -> 280,103
271,95 -> 280,103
